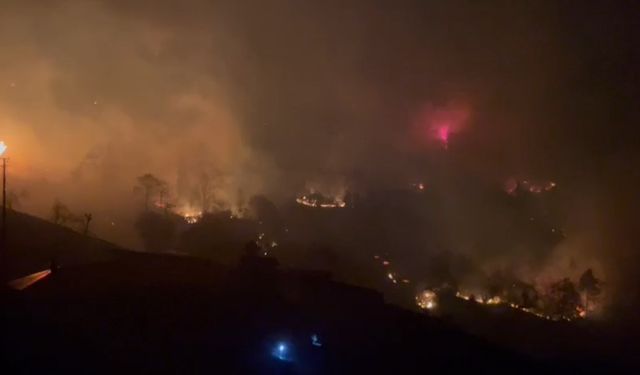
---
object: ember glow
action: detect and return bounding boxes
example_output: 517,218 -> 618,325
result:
372,256 -> 411,287
296,194 -> 346,209
1,0 -> 637,331
504,178 -> 557,195
175,207 -> 203,224
416,290 -> 438,310
183,214 -> 202,224
447,286 -> 595,322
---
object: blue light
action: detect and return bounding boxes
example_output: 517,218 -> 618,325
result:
272,341 -> 292,361
311,334 -> 322,347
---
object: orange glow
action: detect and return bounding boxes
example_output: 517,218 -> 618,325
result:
416,290 -> 438,310
296,195 -> 346,208
8,269 -> 52,290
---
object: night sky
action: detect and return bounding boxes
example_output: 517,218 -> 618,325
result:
1,0 -> 639,307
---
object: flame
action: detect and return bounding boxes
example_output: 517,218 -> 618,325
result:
183,214 -> 201,224
576,306 -> 587,318
453,289 -> 583,322
486,296 -> 502,305
505,178 -> 557,195
296,195 -> 346,208
416,290 -> 438,310
176,206 -> 203,224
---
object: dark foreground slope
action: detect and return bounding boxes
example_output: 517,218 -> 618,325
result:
0,253 -> 526,374
2,251 -> 624,374
2,210 -> 125,280
0,211 -> 631,373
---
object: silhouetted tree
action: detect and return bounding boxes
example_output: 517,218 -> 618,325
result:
199,173 -> 213,213
51,200 -> 73,225
548,278 -> 581,317
578,268 -> 602,313
6,191 -> 18,210
343,190 -> 357,208
135,173 -> 167,210
7,189 -> 28,210
159,187 -> 168,207
236,188 -> 246,215
424,252 -> 460,290
520,283 -> 539,308
180,211 -> 258,263
164,202 -> 175,216
83,213 -> 93,236
249,195 -> 284,237
486,270 -> 509,298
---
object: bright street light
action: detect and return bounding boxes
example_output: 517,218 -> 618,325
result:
0,141 -> 6,156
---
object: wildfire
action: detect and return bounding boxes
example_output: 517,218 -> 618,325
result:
577,306 -> 587,318
296,194 -> 346,208
176,207 -> 203,224
183,214 -> 201,224
505,178 -> 557,196
374,254 -> 593,323
455,291 -> 485,304
452,290 -> 583,322
372,256 -> 413,288
486,296 -> 502,305
387,272 -> 397,284
416,290 -> 438,310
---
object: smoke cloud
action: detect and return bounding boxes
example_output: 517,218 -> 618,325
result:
1,1 -> 638,309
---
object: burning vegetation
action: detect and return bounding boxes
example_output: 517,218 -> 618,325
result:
31,167 -> 610,327
296,192 -> 346,209
416,290 -> 438,310
176,208 -> 204,224
504,178 -> 557,196
415,268 -> 604,322
372,247 -> 603,322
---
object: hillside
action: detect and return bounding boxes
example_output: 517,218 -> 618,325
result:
2,210 -> 126,280
0,210 -> 633,373
3,252 -> 545,374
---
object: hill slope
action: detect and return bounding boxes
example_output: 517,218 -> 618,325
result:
2,210 -> 126,280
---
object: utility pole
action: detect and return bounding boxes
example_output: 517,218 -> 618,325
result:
1,158 -> 6,241
0,141 -> 7,279
1,157 -> 6,276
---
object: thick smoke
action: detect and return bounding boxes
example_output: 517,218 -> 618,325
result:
1,1 -> 638,309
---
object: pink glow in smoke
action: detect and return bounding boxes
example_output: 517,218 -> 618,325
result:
412,102 -> 470,151
436,125 -> 450,149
